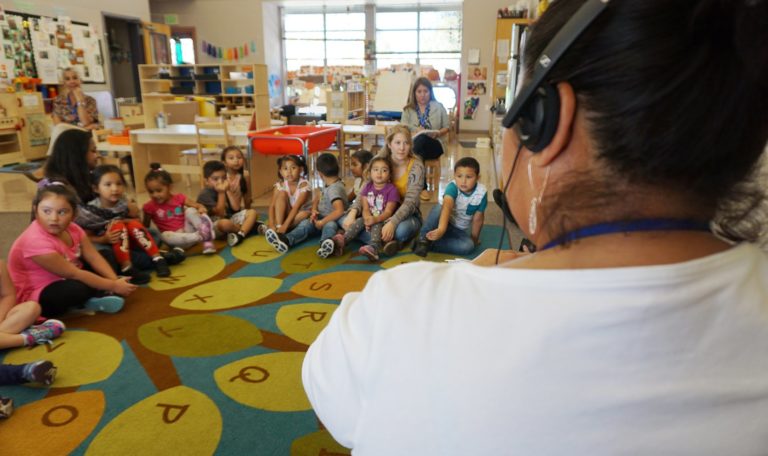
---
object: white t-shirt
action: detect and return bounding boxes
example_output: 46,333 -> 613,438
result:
303,243 -> 768,455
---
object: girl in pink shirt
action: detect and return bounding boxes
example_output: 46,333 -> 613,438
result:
8,184 -> 137,317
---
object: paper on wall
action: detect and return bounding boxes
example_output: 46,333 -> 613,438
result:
497,39 -> 510,64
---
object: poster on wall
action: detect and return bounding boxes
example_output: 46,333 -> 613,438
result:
467,82 -> 486,96
468,65 -> 487,81
463,96 -> 479,120
0,14 -> 36,82
27,15 -> 105,84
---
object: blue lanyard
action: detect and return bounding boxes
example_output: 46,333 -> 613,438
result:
417,103 -> 431,129
540,218 -> 711,251
67,96 -> 79,121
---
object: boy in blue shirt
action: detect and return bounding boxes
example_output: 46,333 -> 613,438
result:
413,157 -> 487,257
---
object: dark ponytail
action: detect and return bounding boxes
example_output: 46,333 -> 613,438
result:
144,162 -> 173,186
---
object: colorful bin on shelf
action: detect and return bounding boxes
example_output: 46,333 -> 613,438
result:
248,125 -> 340,157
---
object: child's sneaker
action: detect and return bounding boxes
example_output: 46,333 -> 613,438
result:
122,266 -> 151,285
316,238 -> 335,259
413,238 -> 431,257
331,233 -> 345,257
255,222 -> 267,235
21,360 -> 57,386
227,232 -> 246,247
83,295 -> 124,314
382,240 -> 402,257
199,214 -> 214,242
359,245 -> 380,262
0,397 -> 13,419
153,257 -> 171,277
162,247 -> 186,265
21,319 -> 66,346
265,228 -> 289,253
202,241 -> 217,255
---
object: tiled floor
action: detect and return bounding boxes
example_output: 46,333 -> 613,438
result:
0,133 -> 499,214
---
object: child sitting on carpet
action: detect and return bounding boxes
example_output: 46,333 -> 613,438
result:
0,360 -> 58,419
142,163 -> 217,255
266,153 -> 348,255
267,155 -> 312,236
413,157 -> 487,257
0,257 -> 65,349
197,160 -> 264,248
327,156 -> 400,261
77,165 -> 171,284
348,149 -> 373,202
8,184 -> 136,317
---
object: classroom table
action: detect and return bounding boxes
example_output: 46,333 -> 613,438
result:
336,122 -> 399,175
129,125 -> 277,195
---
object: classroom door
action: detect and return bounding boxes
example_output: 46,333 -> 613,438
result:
141,22 -> 172,65
104,15 -> 144,99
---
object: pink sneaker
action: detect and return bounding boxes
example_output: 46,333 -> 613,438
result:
202,241 -> 216,255
358,245 -> 379,262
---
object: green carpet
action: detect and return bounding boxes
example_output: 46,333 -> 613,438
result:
0,226 -> 509,455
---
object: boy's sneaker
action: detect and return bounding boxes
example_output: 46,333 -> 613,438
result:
153,257 -> 171,277
265,228 -> 289,253
83,295 -> 124,314
199,214 -> 214,242
21,319 -> 66,346
413,238 -> 431,258
254,221 -> 267,235
0,397 -> 13,419
202,241 -> 217,255
22,360 -> 57,386
316,238 -> 335,259
162,247 -> 186,265
227,232 -> 246,247
382,240 -> 402,257
122,266 -> 151,285
331,233 -> 345,257
359,245 -> 380,262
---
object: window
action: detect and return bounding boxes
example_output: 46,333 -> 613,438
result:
283,11 -> 365,73
375,9 -> 462,78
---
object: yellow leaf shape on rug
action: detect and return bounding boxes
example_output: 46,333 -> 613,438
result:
291,430 -> 351,456
0,391 -> 104,455
170,276 -> 282,311
149,254 -> 226,291
4,331 -> 122,388
138,314 -> 263,357
380,252 -> 457,269
214,352 -> 310,412
276,303 -> 338,346
85,386 -> 222,456
290,271 -> 373,300
231,235 -> 284,264
280,244 -> 353,274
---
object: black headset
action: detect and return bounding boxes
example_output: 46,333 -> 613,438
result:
501,0 -> 611,150
493,0 -> 611,255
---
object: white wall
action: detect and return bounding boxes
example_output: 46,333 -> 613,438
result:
12,0 -> 151,92
148,0 -> 507,131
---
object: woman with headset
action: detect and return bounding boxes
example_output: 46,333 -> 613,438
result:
303,0 -> 768,453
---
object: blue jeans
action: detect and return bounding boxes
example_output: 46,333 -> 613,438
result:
356,214 -> 421,245
0,364 -> 26,385
420,205 -> 476,255
286,217 -> 341,246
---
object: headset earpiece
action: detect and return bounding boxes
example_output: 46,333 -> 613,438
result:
516,82 -> 561,153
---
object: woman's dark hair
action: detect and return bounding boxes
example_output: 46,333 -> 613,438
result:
92,164 -> 126,187
276,155 -> 307,180
404,77 -> 436,111
454,157 -> 480,175
220,146 -> 248,194
44,128 -> 94,202
524,0 -> 768,242
144,162 -> 173,186
32,183 -> 79,216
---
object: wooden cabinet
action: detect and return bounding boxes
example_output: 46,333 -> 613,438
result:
325,80 -> 365,123
138,63 -> 270,130
0,92 -> 49,164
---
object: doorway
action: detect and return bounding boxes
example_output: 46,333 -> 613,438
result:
104,15 -> 146,100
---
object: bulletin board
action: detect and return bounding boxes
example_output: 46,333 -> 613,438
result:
371,71 -> 414,113
0,9 -> 105,86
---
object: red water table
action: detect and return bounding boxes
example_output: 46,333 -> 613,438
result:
247,125 -> 340,168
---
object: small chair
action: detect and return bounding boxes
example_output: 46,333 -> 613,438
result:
422,157 -> 442,201
180,117 -> 231,186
